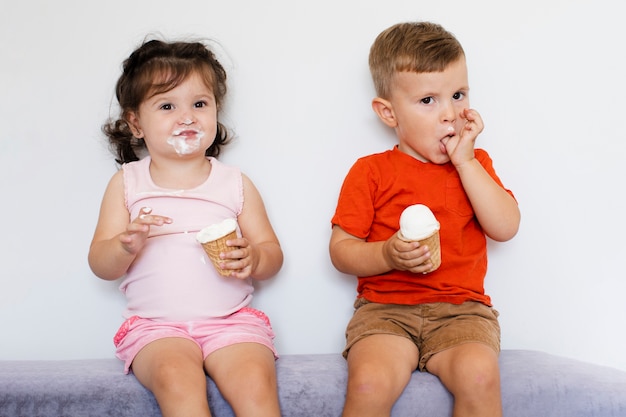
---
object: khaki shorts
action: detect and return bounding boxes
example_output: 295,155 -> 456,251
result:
344,299 -> 500,371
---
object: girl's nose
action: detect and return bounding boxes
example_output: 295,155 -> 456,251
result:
179,118 -> 194,125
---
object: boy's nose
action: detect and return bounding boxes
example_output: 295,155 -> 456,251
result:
441,102 -> 456,123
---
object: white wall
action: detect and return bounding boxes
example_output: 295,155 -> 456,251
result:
2,0 -> 625,372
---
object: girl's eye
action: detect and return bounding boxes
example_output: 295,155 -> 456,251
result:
160,103 -> 173,110
194,101 -> 206,108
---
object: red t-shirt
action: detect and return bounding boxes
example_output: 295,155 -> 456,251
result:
331,146 -> 515,306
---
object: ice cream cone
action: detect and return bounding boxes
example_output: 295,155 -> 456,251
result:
196,218 -> 239,276
398,229 -> 441,273
200,230 -> 238,276
398,204 -> 441,273
417,230 -> 441,272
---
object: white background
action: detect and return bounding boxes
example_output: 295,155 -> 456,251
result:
1,0 -> 625,372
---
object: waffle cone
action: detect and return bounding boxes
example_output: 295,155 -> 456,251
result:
399,230 -> 441,273
201,230 -> 238,276
418,230 -> 441,272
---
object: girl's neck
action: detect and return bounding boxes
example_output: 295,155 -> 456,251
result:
148,154 -> 212,190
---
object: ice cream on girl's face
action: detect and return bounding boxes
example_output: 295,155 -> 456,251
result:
167,128 -> 205,155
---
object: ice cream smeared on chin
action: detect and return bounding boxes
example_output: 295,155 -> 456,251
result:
167,129 -> 205,155
399,204 -> 442,272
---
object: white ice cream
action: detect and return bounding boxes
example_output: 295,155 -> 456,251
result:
167,129 -> 205,155
399,204 -> 440,240
196,218 -> 237,243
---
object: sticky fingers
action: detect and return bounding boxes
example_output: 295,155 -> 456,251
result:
460,109 -> 484,134
136,207 -> 172,226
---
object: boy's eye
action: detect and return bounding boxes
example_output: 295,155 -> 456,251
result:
421,97 -> 433,104
453,92 -> 465,100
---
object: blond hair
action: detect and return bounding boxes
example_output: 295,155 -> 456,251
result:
369,22 -> 465,99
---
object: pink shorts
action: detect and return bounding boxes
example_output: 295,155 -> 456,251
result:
113,307 -> 278,374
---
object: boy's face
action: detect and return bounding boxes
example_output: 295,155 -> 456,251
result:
373,57 -> 469,164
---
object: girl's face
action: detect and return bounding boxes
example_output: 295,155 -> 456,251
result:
374,57 -> 469,164
128,72 -> 218,159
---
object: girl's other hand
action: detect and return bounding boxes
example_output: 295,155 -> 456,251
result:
119,207 -> 172,255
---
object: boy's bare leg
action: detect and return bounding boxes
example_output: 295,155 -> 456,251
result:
342,334 -> 418,417
131,337 -> 212,417
426,342 -> 502,417
205,343 -> 281,417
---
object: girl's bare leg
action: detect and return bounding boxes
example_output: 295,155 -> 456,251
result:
132,337 -> 212,417
205,342 -> 281,417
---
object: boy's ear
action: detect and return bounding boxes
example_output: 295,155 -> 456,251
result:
127,112 -> 144,138
371,97 -> 397,128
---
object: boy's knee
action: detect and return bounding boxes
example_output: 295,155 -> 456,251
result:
347,362 -> 410,406
453,353 -> 500,399
429,343 -> 499,387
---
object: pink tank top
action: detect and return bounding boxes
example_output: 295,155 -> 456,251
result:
119,156 -> 252,321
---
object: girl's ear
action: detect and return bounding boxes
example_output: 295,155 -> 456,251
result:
127,112 -> 144,138
371,97 -> 397,128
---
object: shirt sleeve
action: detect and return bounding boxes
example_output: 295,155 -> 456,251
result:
475,149 -> 516,200
330,158 -> 377,239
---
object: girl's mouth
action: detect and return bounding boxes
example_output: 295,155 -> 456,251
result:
172,128 -> 200,137
167,130 -> 205,155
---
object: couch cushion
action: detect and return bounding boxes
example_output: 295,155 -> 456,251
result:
1,350 -> 625,417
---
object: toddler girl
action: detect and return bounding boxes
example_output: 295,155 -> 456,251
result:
88,38 -> 283,417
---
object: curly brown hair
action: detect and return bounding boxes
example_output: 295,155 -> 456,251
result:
103,38 -> 231,164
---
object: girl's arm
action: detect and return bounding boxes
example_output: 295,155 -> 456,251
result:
88,170 -> 171,280
225,174 -> 283,280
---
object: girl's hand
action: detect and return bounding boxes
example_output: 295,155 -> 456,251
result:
443,108 -> 484,167
216,236 -> 255,279
382,232 -> 434,275
119,207 -> 172,255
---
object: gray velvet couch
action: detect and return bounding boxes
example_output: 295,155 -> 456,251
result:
1,350 -> 625,416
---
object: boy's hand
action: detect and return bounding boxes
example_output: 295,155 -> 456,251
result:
119,207 -> 172,255
443,108 -> 484,167
382,232 -> 435,274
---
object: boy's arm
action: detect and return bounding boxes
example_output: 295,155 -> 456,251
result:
456,159 -> 520,242
329,226 -> 434,276
445,109 -> 520,242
